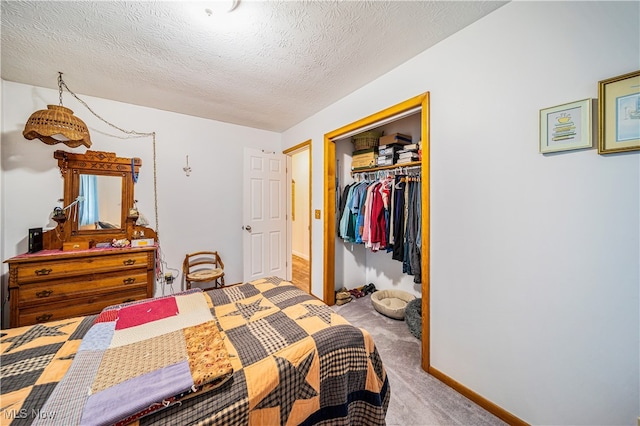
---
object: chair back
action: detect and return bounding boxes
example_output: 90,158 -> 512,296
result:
183,251 -> 224,274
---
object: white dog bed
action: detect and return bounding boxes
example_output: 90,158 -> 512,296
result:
371,289 -> 416,320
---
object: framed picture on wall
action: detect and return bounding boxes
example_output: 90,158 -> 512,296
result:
598,70 -> 640,154
539,98 -> 592,154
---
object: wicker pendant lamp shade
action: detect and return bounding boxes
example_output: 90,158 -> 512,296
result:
22,73 -> 92,148
23,105 -> 91,148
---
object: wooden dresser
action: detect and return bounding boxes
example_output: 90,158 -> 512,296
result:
5,246 -> 156,328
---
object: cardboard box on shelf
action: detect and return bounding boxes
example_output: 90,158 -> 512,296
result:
397,152 -> 419,160
379,133 -> 412,146
351,156 -> 377,169
352,147 -> 378,169
352,147 -> 377,155
377,158 -> 395,166
402,143 -> 420,151
396,156 -> 419,164
378,143 -> 406,155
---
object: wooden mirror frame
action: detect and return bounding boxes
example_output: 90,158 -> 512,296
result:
43,150 -> 152,249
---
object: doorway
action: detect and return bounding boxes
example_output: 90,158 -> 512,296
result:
284,141 -> 312,293
242,148 -> 287,282
323,93 -> 430,370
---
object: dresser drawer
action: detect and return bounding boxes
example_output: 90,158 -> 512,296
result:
17,287 -> 149,327
15,251 -> 150,282
18,270 -> 149,305
6,247 -> 156,328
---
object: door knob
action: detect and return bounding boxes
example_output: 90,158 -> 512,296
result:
243,225 -> 252,232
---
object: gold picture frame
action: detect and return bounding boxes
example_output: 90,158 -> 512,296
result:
598,70 -> 640,154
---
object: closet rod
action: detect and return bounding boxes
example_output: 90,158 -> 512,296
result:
353,164 -> 421,181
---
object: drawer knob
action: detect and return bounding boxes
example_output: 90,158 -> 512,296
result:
123,278 -> 136,285
123,259 -> 136,266
122,298 -> 135,303
36,314 -> 53,323
35,268 -> 52,276
36,290 -> 53,298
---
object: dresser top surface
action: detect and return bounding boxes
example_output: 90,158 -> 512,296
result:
4,246 -> 156,264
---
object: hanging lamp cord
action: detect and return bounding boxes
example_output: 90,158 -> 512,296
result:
57,72 -> 160,241
58,73 -> 64,106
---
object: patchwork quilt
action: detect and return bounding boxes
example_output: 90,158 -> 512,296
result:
1,277 -> 390,426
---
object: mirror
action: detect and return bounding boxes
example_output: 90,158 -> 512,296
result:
43,150 -> 142,249
78,174 -> 123,230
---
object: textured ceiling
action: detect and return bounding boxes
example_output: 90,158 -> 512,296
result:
1,1 -> 507,132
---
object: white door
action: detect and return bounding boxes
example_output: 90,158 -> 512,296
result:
242,148 -> 287,282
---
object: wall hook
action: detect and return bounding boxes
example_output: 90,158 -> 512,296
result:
183,155 -> 192,177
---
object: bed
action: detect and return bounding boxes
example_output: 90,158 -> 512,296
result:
0,276 -> 390,425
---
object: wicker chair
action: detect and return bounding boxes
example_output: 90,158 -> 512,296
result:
183,251 -> 225,291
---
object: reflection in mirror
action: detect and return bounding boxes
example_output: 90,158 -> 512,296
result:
78,174 -> 123,230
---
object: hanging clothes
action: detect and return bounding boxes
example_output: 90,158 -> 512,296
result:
338,183 -> 352,240
339,169 -> 421,283
392,176 -> 406,262
387,177 -> 396,250
403,178 -> 420,280
338,182 -> 352,237
411,178 -> 422,283
348,182 -> 368,242
369,182 -> 386,251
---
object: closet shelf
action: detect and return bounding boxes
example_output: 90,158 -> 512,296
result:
351,161 -> 421,175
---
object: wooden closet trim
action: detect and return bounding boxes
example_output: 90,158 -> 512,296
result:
283,140 -> 312,295
323,92 -> 430,370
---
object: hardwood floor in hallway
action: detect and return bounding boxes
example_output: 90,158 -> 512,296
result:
291,254 -> 310,293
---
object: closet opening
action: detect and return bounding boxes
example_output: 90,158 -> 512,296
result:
323,93 -> 430,370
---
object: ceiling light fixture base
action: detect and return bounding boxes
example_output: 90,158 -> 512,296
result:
205,0 -> 239,16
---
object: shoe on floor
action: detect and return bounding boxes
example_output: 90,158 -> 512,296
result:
336,296 -> 352,305
349,288 -> 365,298
364,283 -> 377,294
336,291 -> 351,301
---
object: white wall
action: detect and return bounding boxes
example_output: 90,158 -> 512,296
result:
291,150 -> 310,259
282,2 -> 639,425
1,81 -> 281,312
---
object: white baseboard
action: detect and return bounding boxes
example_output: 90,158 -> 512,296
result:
292,250 -> 309,261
